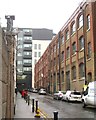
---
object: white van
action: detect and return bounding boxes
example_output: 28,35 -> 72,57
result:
82,81 -> 96,108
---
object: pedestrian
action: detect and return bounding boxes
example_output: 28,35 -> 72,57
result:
15,87 -> 18,95
22,90 -> 25,98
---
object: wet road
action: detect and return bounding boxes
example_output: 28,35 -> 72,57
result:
29,92 -> 96,118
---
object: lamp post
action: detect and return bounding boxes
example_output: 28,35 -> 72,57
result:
41,73 -> 43,88
58,31 -> 61,91
80,4 -> 87,85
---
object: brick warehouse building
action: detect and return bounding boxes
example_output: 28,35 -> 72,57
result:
34,1 -> 96,93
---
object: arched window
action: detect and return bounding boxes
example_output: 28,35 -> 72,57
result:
72,42 -> 76,54
79,63 -> 84,78
79,36 -> 84,50
88,42 -> 91,58
66,29 -> 69,40
78,14 -> 83,28
71,22 -> 75,35
61,51 -> 64,62
66,47 -> 70,58
87,14 -> 90,30
61,36 -> 64,44
72,66 -> 76,80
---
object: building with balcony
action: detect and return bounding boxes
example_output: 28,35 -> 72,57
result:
16,28 -> 55,90
34,1 -> 96,93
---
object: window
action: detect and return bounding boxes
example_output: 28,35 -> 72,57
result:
66,47 -> 70,58
57,42 -> 59,49
24,52 -> 32,55
72,66 -> 76,80
34,52 -> 37,57
87,15 -> 90,30
54,45 -> 56,52
23,67 -> 32,71
18,45 -> 22,49
34,44 -> 37,49
23,59 -> 32,63
61,36 -> 64,44
24,36 -> 32,40
71,22 -> 75,35
78,14 -> 83,28
17,68 -> 22,72
88,42 -> 91,58
34,59 -> 37,65
72,42 -> 76,54
18,37 -> 23,41
17,53 -> 22,56
79,36 -> 84,50
38,44 -> 41,50
17,61 -> 22,65
61,51 -> 64,61
79,63 -> 84,78
38,52 -> 41,57
24,44 -> 32,47
23,29 -> 32,32
54,58 -> 56,66
66,30 -> 69,40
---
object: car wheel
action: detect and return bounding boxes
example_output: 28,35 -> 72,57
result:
83,101 -> 87,108
66,98 -> 69,102
57,96 -> 59,100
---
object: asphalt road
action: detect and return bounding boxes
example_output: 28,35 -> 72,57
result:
29,92 -> 96,119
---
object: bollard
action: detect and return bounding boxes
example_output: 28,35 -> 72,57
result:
36,100 -> 38,113
34,100 -> 40,118
53,111 -> 58,120
28,95 -> 30,106
32,99 -> 34,112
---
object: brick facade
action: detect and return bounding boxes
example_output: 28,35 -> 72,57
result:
34,2 -> 96,93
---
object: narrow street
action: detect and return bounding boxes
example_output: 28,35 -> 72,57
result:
29,92 -> 96,118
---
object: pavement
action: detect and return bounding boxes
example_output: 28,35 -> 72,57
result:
14,92 -> 42,119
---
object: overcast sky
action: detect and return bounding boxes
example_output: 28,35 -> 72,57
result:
0,0 -> 83,33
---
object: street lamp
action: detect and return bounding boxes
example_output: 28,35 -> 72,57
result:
80,4 -> 87,85
41,73 -> 43,88
58,31 -> 61,91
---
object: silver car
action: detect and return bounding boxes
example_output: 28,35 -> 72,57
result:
38,89 -> 46,95
53,91 -> 66,100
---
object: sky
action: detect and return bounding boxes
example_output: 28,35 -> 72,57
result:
0,0 -> 83,33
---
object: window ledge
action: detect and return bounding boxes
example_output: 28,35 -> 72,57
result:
72,52 -> 76,57
77,26 -> 83,31
79,77 -> 85,81
72,79 -> 76,82
66,57 -> 70,60
80,48 -> 84,52
86,28 -> 90,32
71,32 -> 76,37
87,57 -> 91,61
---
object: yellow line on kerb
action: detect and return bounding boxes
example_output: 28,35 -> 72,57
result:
30,100 -> 52,119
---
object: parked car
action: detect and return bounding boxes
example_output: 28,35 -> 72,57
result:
38,88 -> 46,95
62,90 -> 82,102
32,88 -> 38,93
82,81 -> 96,108
53,91 -> 66,100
